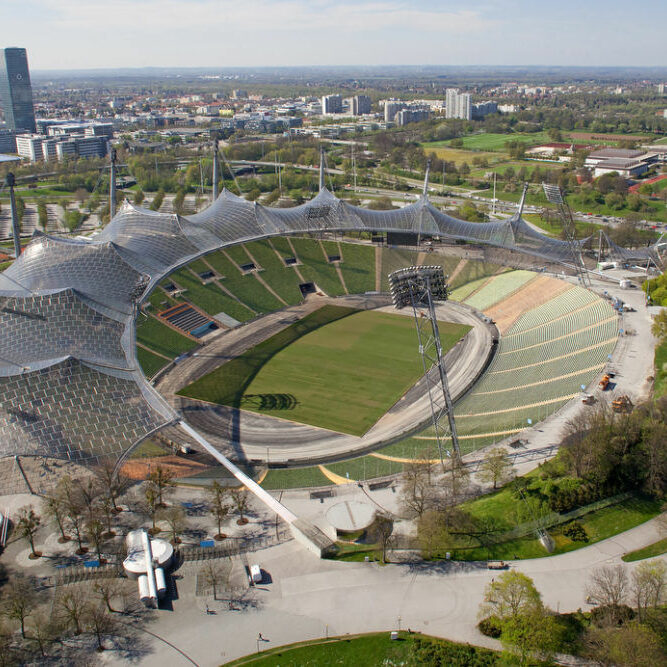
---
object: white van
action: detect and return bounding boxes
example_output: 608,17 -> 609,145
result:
250,564 -> 262,584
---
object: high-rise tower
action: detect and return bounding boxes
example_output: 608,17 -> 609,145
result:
0,48 -> 36,133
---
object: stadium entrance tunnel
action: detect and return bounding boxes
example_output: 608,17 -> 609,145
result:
299,282 -> 316,296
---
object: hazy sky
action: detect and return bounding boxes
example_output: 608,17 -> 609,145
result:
4,0 -> 666,71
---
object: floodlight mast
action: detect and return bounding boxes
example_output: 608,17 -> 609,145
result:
542,183 -> 591,287
212,133 -> 219,202
109,147 -> 117,220
388,266 -> 461,471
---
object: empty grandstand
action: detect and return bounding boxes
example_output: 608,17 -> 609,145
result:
0,175 -> 650,472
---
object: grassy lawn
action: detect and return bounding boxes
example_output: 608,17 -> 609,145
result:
179,305 -> 470,436
419,144 -> 501,166
260,466 -> 333,490
435,490 -> 663,562
453,131 -> 552,152
224,632 -> 498,666
622,537 -> 667,562
338,242 -> 376,294
136,315 -> 198,358
136,347 -> 170,378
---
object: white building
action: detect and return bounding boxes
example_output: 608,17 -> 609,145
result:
445,88 -> 471,120
346,95 -> 371,116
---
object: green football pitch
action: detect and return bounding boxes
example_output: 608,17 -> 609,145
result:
178,305 -> 471,436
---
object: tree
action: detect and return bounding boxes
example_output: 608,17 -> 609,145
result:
586,565 -> 629,608
231,488 -> 250,525
400,459 -> 438,518
60,477 -> 87,554
93,578 -> 123,613
208,481 -> 230,539
651,308 -> 667,341
56,585 -> 89,635
94,459 -> 128,513
143,484 -> 160,534
86,517 -> 106,562
26,610 -> 61,658
16,506 -> 41,558
44,493 -> 69,543
585,622 -> 664,667
480,571 -> 543,623
37,201 -> 48,230
133,189 -> 145,206
1,574 -> 37,638
200,561 -> 227,600
501,610 -> 561,666
85,602 -> 119,651
478,447 -> 513,490
160,506 -> 186,545
632,559 -> 666,621
147,465 -> 174,507
373,515 -> 394,564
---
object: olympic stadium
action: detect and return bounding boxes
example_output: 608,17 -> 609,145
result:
0,168 -> 660,506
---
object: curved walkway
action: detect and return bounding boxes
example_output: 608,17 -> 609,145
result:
108,515 -> 666,667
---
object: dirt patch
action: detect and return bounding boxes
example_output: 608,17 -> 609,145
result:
120,455 -> 211,480
569,132 -> 652,142
484,276 -> 573,333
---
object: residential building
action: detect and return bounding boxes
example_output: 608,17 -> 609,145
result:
383,100 -> 406,123
445,88 -> 471,120
347,95 -> 371,115
472,101 -> 498,119
0,47 -> 36,132
321,94 -> 343,114
396,108 -> 430,126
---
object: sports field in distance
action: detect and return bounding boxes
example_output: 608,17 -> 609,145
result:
178,305 -> 471,436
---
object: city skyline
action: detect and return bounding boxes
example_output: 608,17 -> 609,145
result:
4,0 -> 667,71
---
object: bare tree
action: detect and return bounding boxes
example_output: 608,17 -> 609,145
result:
373,515 -> 394,564
61,480 -> 87,555
142,484 -> 160,535
95,460 -> 129,513
200,561 -> 227,601
26,610 -> 61,658
160,506 -> 186,545
147,466 -> 174,508
16,506 -> 41,558
478,447 -> 513,490
56,585 -> 89,635
86,517 -> 106,562
400,459 -> 439,518
44,492 -> 69,543
93,578 -> 123,614
632,559 -> 667,621
75,476 -> 102,523
1,574 -> 37,638
441,458 -> 470,505
85,602 -> 119,651
208,481 -> 230,539
586,565 -> 629,608
231,488 -> 250,525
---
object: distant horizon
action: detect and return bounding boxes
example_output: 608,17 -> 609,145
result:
5,1 -> 666,71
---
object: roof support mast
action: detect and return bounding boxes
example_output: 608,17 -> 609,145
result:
422,159 -> 431,197
212,133 -> 219,202
6,173 -> 21,259
319,147 -> 326,192
542,183 -> 591,288
109,147 -> 117,220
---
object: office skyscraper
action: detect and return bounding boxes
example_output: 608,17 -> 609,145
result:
0,48 -> 36,133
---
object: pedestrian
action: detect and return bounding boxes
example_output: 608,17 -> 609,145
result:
258,632 -> 263,641
205,604 -> 209,614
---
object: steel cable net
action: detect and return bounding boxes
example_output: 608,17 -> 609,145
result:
0,187 -> 660,465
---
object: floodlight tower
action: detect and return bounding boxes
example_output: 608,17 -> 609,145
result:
542,183 -> 591,287
388,265 -> 461,470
